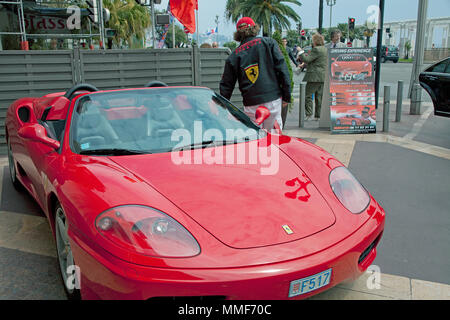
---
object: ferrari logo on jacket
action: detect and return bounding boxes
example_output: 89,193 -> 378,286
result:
245,63 -> 259,83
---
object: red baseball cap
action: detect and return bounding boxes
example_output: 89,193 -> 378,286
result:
236,17 -> 255,30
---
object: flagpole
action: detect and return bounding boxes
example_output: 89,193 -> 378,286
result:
151,0 -> 156,48
196,9 -> 199,46
172,22 -> 175,48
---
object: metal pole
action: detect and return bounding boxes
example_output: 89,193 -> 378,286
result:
196,9 -> 199,45
329,5 -> 332,30
347,18 -> 350,43
299,83 -> 306,128
151,0 -> 156,48
18,0 -> 27,43
410,0 -> 428,114
383,85 -> 390,132
396,80 -> 403,122
319,0 -> 323,34
98,0 -> 105,49
374,0 -> 385,109
172,22 -> 175,48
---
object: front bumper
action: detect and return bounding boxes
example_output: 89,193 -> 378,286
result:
70,211 -> 384,300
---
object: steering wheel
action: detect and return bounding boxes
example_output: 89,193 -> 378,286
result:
145,80 -> 168,88
64,83 -> 99,100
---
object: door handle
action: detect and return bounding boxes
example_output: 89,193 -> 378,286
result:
426,75 -> 438,80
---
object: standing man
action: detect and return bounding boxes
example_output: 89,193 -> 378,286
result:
212,42 -> 219,48
282,37 -> 299,67
297,33 -> 327,120
327,29 -> 346,48
220,17 -> 291,131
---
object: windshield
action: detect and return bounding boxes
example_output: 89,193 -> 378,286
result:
337,54 -> 367,62
69,88 -> 265,155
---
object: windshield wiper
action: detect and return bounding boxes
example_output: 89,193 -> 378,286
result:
79,148 -> 151,156
173,138 -> 252,151
173,140 -> 216,151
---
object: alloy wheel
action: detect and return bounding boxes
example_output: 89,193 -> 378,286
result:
55,205 -> 80,299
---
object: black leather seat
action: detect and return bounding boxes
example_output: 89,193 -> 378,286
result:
147,96 -> 184,138
76,113 -> 119,148
150,106 -> 181,137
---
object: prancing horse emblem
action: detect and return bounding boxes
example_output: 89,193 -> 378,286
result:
282,225 -> 294,235
245,63 -> 259,83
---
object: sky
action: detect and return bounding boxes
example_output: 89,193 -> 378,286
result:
155,0 -> 450,45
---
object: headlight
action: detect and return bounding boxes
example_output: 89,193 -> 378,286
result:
95,205 -> 200,257
329,167 -> 370,214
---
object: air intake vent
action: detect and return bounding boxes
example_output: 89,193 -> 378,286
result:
358,235 -> 380,265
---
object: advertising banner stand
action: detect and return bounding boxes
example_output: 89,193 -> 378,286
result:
328,48 -> 376,134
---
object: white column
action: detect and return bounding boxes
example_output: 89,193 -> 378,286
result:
424,21 -> 430,48
429,26 -> 435,48
444,25 -> 450,48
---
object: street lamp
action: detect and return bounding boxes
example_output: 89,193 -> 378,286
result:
326,0 -> 336,30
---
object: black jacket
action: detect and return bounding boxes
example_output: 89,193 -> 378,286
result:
220,36 -> 291,106
286,45 -> 299,67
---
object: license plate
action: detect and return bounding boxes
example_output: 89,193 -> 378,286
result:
288,268 -> 332,297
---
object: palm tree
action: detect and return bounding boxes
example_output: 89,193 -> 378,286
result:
225,0 -> 302,36
103,0 -> 151,48
336,23 -> 348,41
404,40 -> 412,59
164,24 -> 188,48
363,28 -> 375,48
225,0 -> 244,24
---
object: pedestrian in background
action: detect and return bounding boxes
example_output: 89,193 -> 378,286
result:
282,37 -> 299,68
327,29 -> 346,49
296,33 -> 327,120
220,17 -> 291,131
212,42 -> 219,48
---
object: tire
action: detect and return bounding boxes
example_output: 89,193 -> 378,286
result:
55,203 -> 81,300
7,140 -> 23,191
393,59 -> 398,63
382,57 -> 386,63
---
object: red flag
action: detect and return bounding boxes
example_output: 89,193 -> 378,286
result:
170,0 -> 196,34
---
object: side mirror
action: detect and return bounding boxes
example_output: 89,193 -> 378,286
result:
255,106 -> 271,126
18,124 -> 60,150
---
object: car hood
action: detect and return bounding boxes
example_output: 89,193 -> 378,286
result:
110,139 -> 336,249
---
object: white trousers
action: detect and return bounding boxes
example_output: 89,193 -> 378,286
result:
244,98 -> 283,131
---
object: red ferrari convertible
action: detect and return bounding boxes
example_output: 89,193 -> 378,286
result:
6,82 -> 385,300
335,114 -> 372,126
331,54 -> 373,80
